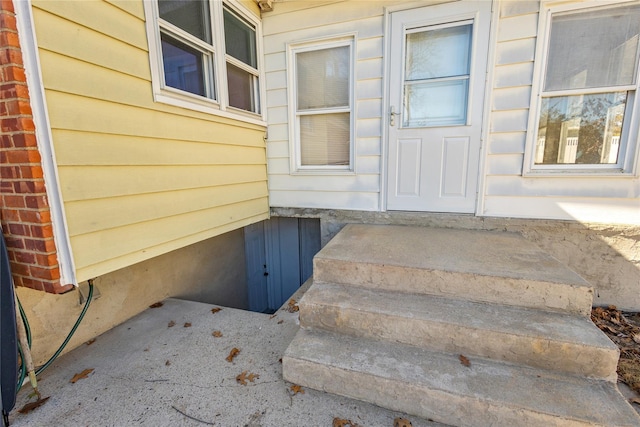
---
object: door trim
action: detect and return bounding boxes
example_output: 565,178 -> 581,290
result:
381,0 -> 499,215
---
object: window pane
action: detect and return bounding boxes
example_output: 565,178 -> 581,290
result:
297,46 -> 349,110
227,63 -> 257,112
158,0 -> 211,43
545,4 -> 640,91
300,113 -> 350,166
405,24 -> 472,81
403,79 -> 469,127
224,8 -> 257,68
161,34 -> 207,97
536,92 -> 627,164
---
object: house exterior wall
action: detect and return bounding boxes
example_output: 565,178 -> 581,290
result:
262,0 -> 639,225
29,0 -> 270,283
0,0 -> 69,293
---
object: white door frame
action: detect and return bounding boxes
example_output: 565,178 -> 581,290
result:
380,0 -> 499,215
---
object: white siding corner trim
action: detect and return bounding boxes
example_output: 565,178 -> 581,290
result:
14,0 -> 77,286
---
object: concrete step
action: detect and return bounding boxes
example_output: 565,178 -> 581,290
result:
283,329 -> 640,427
314,224 -> 593,316
299,282 -> 619,380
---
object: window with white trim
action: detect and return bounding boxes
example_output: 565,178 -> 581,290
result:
145,0 -> 262,121
529,2 -> 640,173
289,37 -> 354,171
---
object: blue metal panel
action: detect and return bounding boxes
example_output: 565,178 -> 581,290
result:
298,218 -> 321,284
265,218 -> 300,311
244,222 -> 268,313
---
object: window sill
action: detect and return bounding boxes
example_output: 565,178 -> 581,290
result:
154,90 -> 267,127
290,168 -> 356,176
523,168 -> 636,178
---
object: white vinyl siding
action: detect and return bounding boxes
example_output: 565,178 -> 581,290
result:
483,0 -> 640,224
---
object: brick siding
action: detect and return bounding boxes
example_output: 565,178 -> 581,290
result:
0,0 -> 72,293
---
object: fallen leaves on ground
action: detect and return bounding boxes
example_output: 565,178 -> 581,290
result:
287,299 -> 299,313
18,397 -> 49,414
332,418 -> 360,427
70,368 -> 94,383
149,302 -> 164,308
592,306 -> 640,394
236,371 -> 259,385
269,314 -> 278,320
211,307 -> 222,314
290,384 -> 305,395
168,320 -> 176,328
85,338 -> 96,346
165,360 -> 171,366
184,322 -> 192,328
459,354 -> 471,367
277,320 -> 284,324
226,347 -> 240,362
212,330 -> 223,337
394,417 -> 413,427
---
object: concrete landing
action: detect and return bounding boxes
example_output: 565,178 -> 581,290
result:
314,224 -> 594,315
300,282 -> 619,379
8,296 -> 445,427
284,328 -> 640,427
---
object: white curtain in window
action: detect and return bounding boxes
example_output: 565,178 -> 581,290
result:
297,47 -> 349,110
300,113 -> 350,166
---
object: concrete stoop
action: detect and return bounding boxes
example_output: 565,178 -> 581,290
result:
282,224 -> 640,426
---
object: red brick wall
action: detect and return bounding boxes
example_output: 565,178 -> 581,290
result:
0,0 -> 72,294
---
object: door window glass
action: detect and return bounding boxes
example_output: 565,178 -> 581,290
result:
403,23 -> 472,127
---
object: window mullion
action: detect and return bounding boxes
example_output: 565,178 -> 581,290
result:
226,55 -> 259,76
159,20 -> 215,53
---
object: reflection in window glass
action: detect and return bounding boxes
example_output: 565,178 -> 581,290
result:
158,0 -> 211,43
405,24 -> 472,81
224,8 -> 257,68
536,92 -> 626,164
227,63 -> 255,111
297,47 -> 350,110
161,34 -> 206,97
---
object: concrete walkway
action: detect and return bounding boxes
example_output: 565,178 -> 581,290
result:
8,288 -> 446,427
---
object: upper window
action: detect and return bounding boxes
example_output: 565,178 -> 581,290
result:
145,0 -> 263,122
289,37 -> 354,171
529,2 -> 640,173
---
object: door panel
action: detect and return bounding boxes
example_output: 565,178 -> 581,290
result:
387,1 -> 491,212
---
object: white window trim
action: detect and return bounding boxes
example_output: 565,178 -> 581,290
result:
143,0 -> 266,126
286,34 -> 357,175
523,0 -> 640,177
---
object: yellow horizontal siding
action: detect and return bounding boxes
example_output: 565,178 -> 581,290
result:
32,1 -> 269,279
65,182 -> 269,236
52,130 -> 267,166
75,212 -> 269,282
72,198 -> 268,270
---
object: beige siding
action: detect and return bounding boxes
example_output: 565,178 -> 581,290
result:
31,1 -> 269,281
483,0 -> 640,224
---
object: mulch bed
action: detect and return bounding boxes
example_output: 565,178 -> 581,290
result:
591,306 -> 640,395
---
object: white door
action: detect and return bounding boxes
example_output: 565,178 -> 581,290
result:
387,1 -> 491,212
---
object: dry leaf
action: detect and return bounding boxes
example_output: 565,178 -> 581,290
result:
211,307 -> 222,314
85,338 -> 96,346
287,299 -> 299,313
290,384 -> 305,395
277,320 -> 284,324
183,322 -> 192,328
212,330 -> 223,338
70,368 -> 94,383
394,417 -> 413,427
459,354 -> 471,367
168,320 -> 176,328
226,347 -> 240,362
149,302 -> 164,308
269,314 -> 278,320
165,360 -> 171,366
18,397 -> 50,414
236,370 -> 259,385
633,334 -> 640,344
629,397 -> 640,406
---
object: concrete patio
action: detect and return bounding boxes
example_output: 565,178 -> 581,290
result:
7,286 -> 445,427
